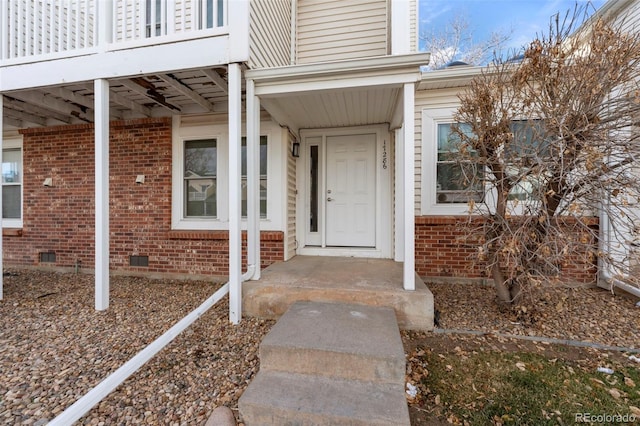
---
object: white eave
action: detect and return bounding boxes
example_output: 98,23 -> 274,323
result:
245,53 -> 430,132
246,53 -> 430,83
418,65 -> 484,91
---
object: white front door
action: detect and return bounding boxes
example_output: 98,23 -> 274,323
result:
325,134 -> 376,247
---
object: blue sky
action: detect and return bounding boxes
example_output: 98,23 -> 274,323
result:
419,0 -> 608,54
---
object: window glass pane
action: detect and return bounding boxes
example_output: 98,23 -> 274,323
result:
436,123 -> 482,204
185,139 -> 216,177
217,0 -> 224,26
2,148 -> 21,220
3,148 -> 21,184
506,120 -> 547,201
185,179 -> 216,217
507,120 -> 549,158
2,186 -> 20,219
184,139 -> 216,217
240,136 -> 268,218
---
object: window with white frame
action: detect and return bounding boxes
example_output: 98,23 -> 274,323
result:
2,138 -> 23,227
422,107 -> 483,214
435,122 -> 484,204
172,120 -> 277,231
422,108 -> 548,215
184,139 -> 217,218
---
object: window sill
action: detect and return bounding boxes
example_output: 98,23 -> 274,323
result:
3,228 -> 23,237
168,230 -> 283,241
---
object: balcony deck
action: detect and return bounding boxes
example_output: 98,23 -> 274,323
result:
0,0 -> 248,92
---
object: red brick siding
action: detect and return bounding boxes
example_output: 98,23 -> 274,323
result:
415,216 -> 597,284
4,118 -> 284,277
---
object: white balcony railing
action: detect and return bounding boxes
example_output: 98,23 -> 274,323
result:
0,0 -> 229,63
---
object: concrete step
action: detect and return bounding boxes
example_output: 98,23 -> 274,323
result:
242,256 -> 434,330
259,301 -> 406,384
238,371 -> 410,426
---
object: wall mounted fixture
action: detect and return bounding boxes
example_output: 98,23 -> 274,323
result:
43,178 -> 52,187
135,175 -> 145,184
292,142 -> 300,158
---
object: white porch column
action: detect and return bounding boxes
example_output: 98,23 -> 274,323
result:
0,95 -> 3,301
403,83 -> 415,290
246,79 -> 261,280
94,79 -> 110,310
228,63 -> 242,324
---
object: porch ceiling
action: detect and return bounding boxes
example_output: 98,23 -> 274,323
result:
2,67 -> 231,131
259,86 -> 402,131
247,53 -> 430,133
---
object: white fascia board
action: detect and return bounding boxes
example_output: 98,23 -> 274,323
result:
246,53 -> 430,83
418,66 -> 485,90
254,73 -> 420,97
0,37 -> 233,92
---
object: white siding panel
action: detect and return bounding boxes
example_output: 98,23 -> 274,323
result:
286,131 -> 297,259
615,1 -> 640,33
296,0 -> 388,64
249,0 -> 291,69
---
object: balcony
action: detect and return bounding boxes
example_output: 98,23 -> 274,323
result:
0,0 -> 248,92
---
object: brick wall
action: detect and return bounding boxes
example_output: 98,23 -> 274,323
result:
415,216 -> 598,284
4,118 -> 284,277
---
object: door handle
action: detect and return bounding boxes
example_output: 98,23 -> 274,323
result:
327,197 -> 334,202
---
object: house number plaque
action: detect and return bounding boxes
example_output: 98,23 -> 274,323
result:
382,139 -> 388,169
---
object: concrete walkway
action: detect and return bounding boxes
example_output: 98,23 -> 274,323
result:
243,256 -> 434,330
239,301 -> 410,425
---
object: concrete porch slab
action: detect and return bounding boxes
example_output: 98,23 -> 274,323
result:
242,256 -> 434,330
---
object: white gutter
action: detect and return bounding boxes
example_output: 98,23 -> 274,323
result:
598,198 -> 640,298
48,282 -> 230,425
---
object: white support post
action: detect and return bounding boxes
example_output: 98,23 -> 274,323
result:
94,79 -> 110,310
227,0 -> 250,62
228,63 -> 242,324
246,79 -> 261,280
0,95 -> 3,301
403,83 -> 415,291
394,128 -> 404,262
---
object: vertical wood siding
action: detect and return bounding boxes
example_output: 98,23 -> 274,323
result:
249,0 -> 291,69
296,0 -> 388,64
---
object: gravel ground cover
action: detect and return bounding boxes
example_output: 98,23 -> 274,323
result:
0,269 -> 273,425
1,269 -> 638,425
427,281 -> 640,349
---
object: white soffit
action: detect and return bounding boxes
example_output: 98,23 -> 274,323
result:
263,86 -> 402,130
246,53 -> 429,130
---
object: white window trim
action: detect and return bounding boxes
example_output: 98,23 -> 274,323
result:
2,136 -> 23,228
171,117 -> 284,231
422,107 -> 547,216
422,107 -> 478,215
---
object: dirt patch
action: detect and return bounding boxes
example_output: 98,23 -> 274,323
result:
404,281 -> 640,425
